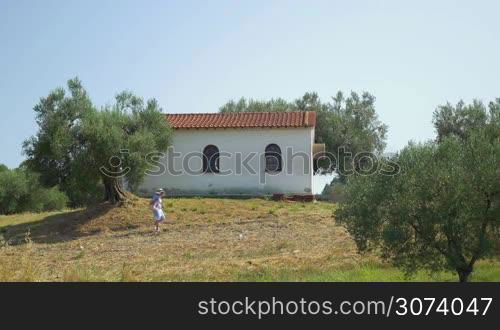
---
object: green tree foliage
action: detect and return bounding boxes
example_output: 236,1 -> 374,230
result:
321,177 -> 347,202
22,78 -> 97,206
336,122 -> 500,282
0,169 -> 28,214
23,78 -> 172,205
432,98 -> 500,142
0,164 -> 8,173
0,167 -> 68,214
219,92 -> 387,181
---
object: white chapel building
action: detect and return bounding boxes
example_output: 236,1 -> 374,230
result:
138,111 -> 322,197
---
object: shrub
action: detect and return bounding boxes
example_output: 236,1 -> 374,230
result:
0,167 -> 68,214
28,187 -> 69,212
0,170 -> 29,214
321,177 -> 347,202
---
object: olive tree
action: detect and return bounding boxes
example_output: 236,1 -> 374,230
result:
433,98 -> 500,142
24,78 -> 172,205
219,91 -> 387,180
336,127 -> 500,282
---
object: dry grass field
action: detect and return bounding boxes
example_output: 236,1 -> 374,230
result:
0,197 -> 498,281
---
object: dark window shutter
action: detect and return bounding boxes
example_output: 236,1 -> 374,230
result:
265,144 -> 282,172
203,145 -> 220,173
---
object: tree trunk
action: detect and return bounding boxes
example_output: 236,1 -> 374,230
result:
457,267 -> 472,283
103,177 -> 127,204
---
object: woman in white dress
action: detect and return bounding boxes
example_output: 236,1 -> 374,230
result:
151,188 -> 166,233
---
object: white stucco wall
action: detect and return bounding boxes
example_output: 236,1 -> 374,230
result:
138,127 -> 314,196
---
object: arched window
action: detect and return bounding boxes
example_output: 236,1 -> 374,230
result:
203,145 -> 220,173
265,144 -> 282,172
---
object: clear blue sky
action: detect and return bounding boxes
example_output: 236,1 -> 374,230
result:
1,0 -> 499,168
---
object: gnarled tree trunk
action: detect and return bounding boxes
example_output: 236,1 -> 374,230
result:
103,176 -> 127,203
456,266 -> 473,282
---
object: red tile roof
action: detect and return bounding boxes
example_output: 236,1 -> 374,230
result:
166,112 -> 316,129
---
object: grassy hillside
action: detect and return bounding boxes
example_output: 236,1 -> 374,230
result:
0,197 -> 498,282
